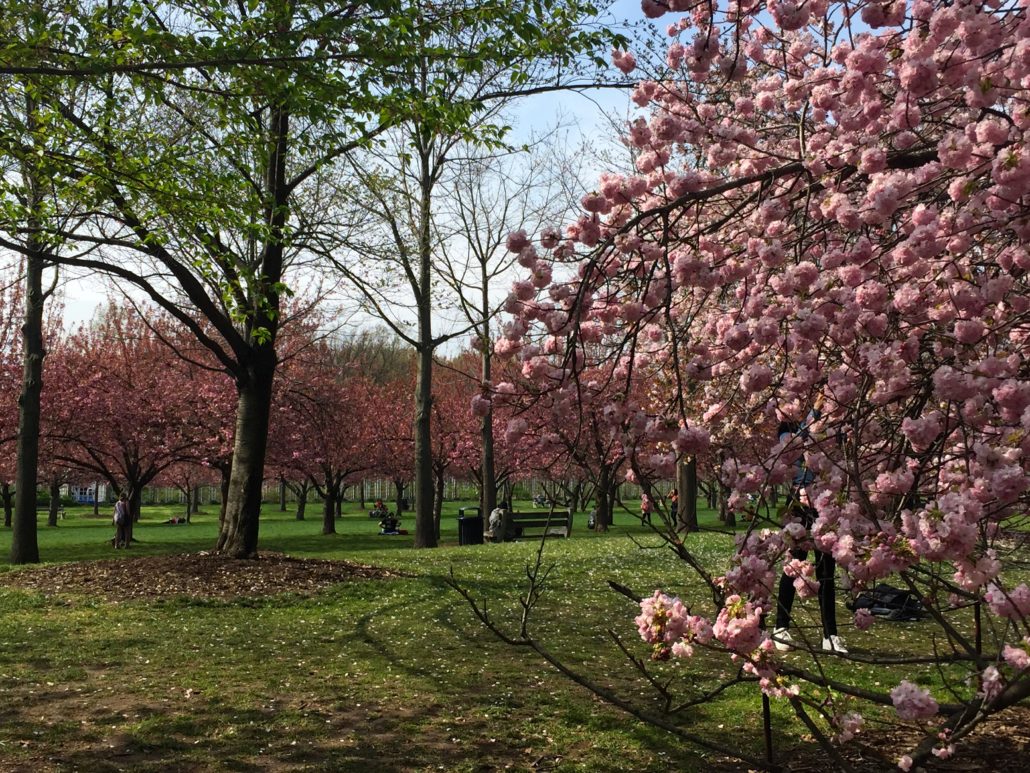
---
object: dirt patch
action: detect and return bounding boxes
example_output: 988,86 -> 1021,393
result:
0,551 -> 405,601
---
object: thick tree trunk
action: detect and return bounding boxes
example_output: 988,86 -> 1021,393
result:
92,484 -> 100,516
359,480 -> 365,509
279,476 -> 287,511
47,479 -> 60,527
2,482 -> 13,528
11,229 -> 45,564
296,487 -> 307,520
217,360 -> 276,557
678,457 -> 699,533
321,488 -> 336,535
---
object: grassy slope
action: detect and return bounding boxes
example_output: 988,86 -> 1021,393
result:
0,501 -> 970,771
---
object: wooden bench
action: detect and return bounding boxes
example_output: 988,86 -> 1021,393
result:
508,509 -> 573,539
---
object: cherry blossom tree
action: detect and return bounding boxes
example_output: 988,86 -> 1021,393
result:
485,0 -> 1030,767
271,341 -> 380,535
48,305 -> 209,531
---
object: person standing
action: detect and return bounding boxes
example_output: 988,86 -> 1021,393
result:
640,492 -> 654,525
113,492 -> 131,549
772,401 -> 847,653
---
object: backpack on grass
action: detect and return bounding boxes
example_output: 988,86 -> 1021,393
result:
846,583 -> 926,621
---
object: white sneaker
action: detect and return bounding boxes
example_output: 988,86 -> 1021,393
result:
772,628 -> 792,651
822,635 -> 848,653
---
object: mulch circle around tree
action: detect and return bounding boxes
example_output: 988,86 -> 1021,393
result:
0,551 -> 406,601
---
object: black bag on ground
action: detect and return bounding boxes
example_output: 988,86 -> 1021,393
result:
846,583 -> 926,621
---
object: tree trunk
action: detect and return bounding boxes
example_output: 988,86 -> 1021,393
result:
413,340 -> 436,548
218,464 -> 231,529
215,96 -> 289,558
412,130 -> 438,550
127,486 -> 142,544
47,479 -> 60,527
279,476 -> 287,511
433,466 -> 445,541
11,213 -> 45,564
678,457 -> 699,533
322,488 -> 336,535
217,359 -> 276,557
2,482 -> 13,528
296,486 -> 307,520
359,480 -> 365,509
479,326 -> 497,518
595,466 -> 612,531
720,483 -> 735,527
92,483 -> 100,516
394,479 -> 406,519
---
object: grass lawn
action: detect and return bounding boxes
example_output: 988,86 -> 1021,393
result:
0,499 -> 993,771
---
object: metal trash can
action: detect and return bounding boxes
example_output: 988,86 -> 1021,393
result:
457,506 -> 483,546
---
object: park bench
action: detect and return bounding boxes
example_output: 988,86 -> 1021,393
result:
508,509 -> 573,539
36,503 -> 66,519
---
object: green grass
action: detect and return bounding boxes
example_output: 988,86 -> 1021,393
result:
0,500 -> 984,771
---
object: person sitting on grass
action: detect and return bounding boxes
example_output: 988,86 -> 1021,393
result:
378,511 -> 401,535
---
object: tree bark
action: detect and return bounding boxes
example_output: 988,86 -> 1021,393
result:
321,488 -> 336,535
217,358 -> 276,557
218,462 -> 231,531
11,195 -> 45,563
394,478 -> 406,520
433,466 -> 445,541
595,465 -> 613,531
479,296 -> 497,519
279,476 -> 287,511
678,457 -> 699,533
2,482 -> 13,528
47,479 -> 60,527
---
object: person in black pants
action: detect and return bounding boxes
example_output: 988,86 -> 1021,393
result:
771,408 -> 847,653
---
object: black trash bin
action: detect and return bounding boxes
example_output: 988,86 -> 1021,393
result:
457,507 -> 483,546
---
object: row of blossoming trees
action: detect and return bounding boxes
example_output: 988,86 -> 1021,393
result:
0,296 -> 442,532
480,0 -> 1030,768
0,288 -> 610,538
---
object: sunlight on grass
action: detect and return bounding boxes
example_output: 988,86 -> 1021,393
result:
0,500 -> 971,770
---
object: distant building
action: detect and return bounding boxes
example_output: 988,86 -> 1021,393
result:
63,483 -> 109,504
